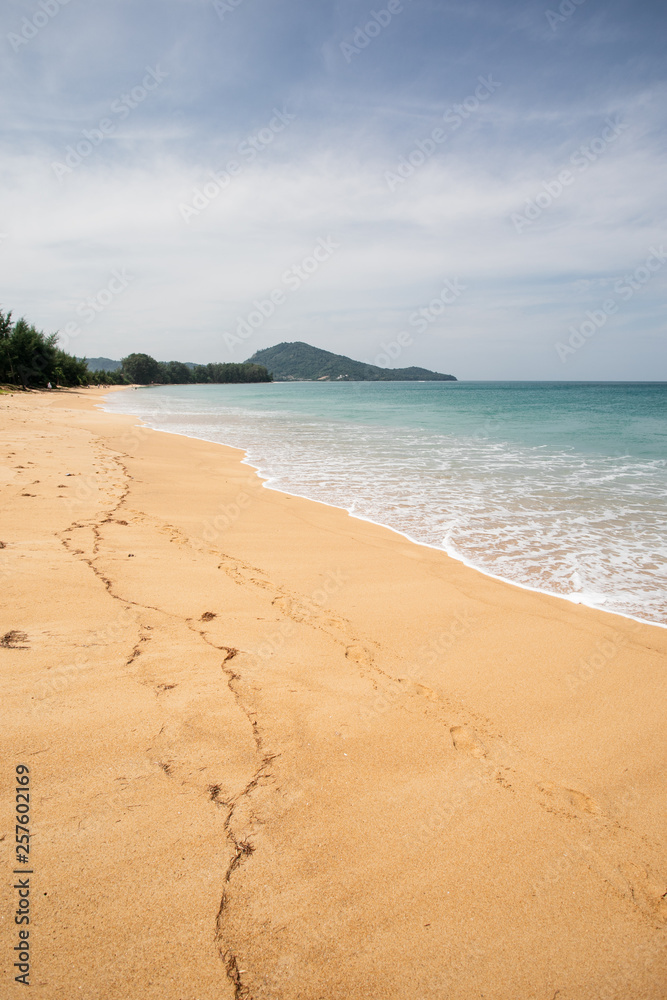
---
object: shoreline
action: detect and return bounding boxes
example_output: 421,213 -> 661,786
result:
102,387 -> 667,633
3,386 -> 666,999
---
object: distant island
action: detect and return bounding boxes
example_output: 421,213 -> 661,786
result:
244,342 -> 457,381
81,342 -> 457,384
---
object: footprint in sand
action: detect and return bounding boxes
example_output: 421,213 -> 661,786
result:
345,644 -> 373,667
537,782 -> 600,816
398,678 -> 439,702
620,862 -> 667,922
450,725 -> 487,758
413,682 -> 438,702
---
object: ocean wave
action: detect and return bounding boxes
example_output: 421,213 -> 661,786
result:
104,387 -> 667,626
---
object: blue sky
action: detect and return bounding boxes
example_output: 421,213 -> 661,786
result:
1,0 -> 665,378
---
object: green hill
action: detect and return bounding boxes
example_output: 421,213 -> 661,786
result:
244,342 -> 456,381
82,357 -> 122,372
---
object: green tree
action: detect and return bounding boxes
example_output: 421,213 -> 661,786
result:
0,309 -> 90,388
0,309 -> 16,384
156,360 -> 192,384
121,353 -> 161,384
190,362 -> 272,383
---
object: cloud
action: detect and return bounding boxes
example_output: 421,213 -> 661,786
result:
1,0 -> 665,377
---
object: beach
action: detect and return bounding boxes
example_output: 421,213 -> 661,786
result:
2,386 -> 666,998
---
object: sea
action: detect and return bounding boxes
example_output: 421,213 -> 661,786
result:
103,381 -> 667,628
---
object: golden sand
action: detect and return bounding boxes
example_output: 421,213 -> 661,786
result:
1,387 -> 665,998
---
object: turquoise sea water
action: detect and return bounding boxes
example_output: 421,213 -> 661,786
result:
104,382 -> 667,626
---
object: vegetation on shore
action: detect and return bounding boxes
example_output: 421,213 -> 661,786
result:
0,309 -> 101,389
0,310 -> 271,389
121,353 -> 272,385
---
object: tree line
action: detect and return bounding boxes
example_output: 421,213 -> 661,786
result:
0,309 -> 94,389
121,353 -> 272,384
0,310 -> 272,388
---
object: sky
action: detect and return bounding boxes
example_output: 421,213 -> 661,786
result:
1,0 -> 665,380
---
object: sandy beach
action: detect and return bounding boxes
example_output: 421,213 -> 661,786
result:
1,386 -> 666,999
